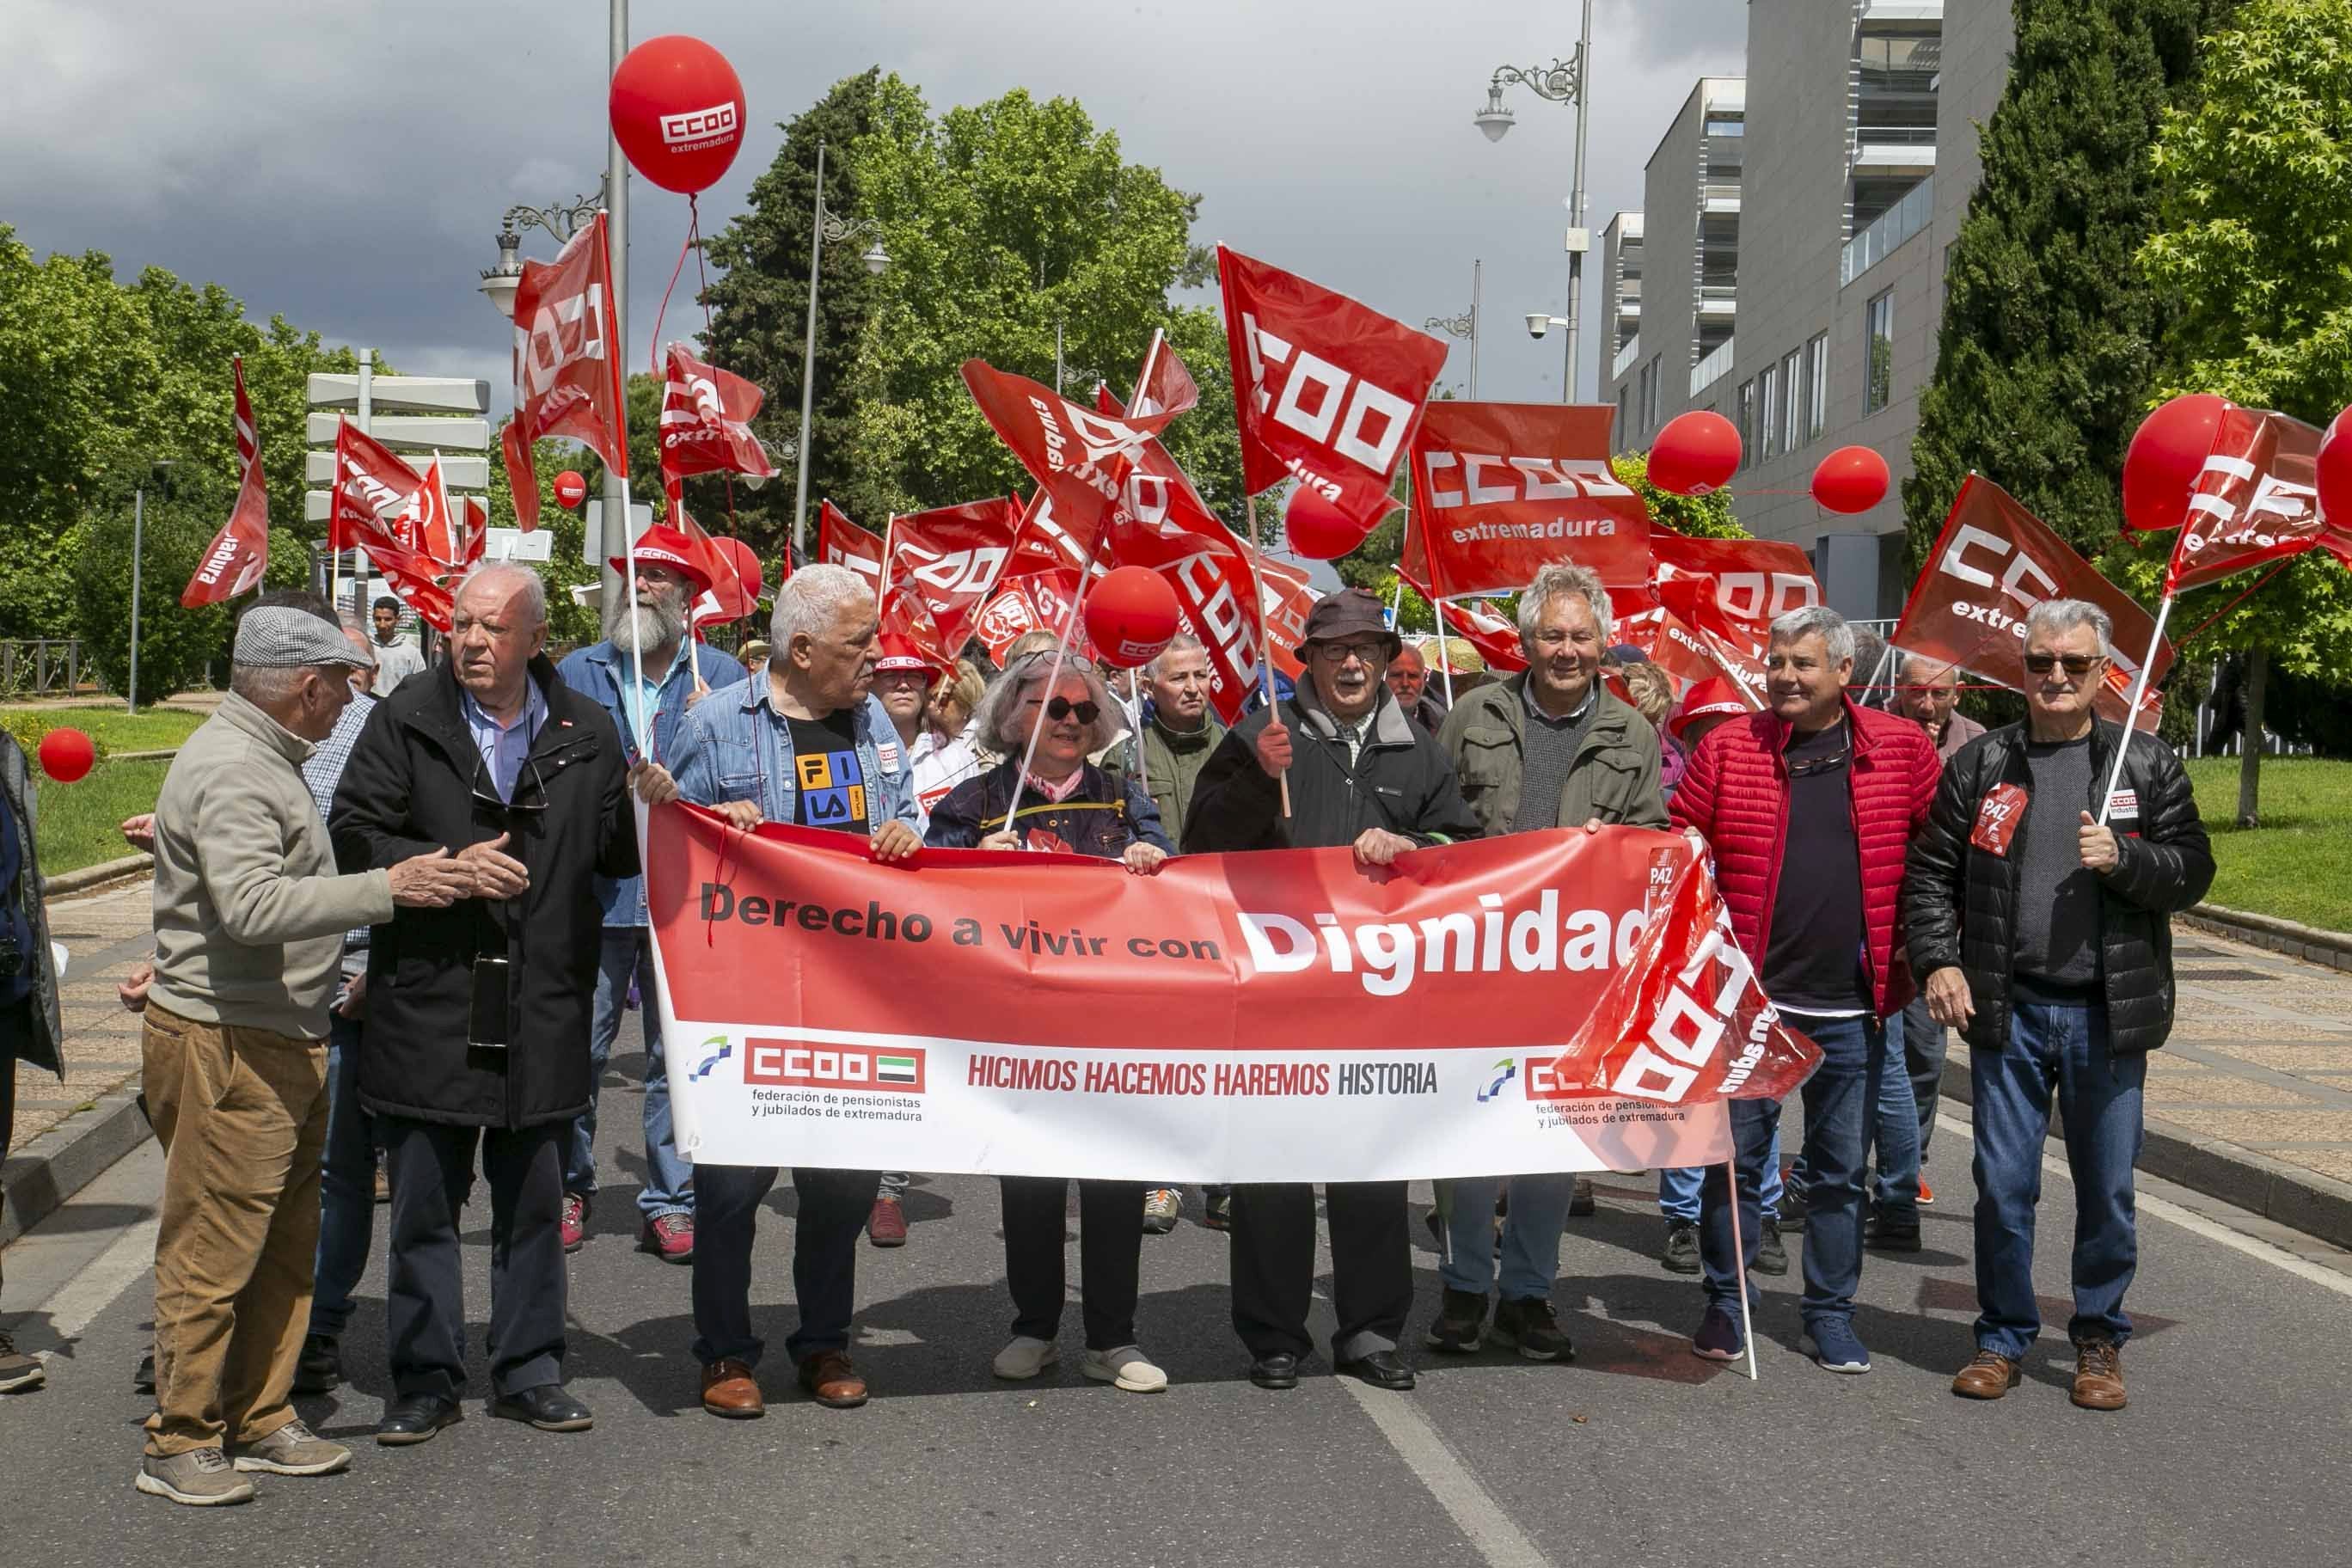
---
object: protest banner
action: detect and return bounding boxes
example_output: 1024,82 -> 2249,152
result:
649,805 -> 1819,1183
1406,401 -> 1651,597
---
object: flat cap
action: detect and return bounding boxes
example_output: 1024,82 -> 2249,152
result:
233,606 -> 373,669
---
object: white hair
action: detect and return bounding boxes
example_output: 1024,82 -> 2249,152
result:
974,652 -> 1123,755
456,562 -> 547,627
771,564 -> 870,649
229,663 -> 315,706
1768,604 -> 1855,666
1144,633 -> 1206,681
2024,597 -> 2113,654
1517,562 -> 1614,648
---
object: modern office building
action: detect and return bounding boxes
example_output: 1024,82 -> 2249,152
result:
1602,0 -> 2012,617
1608,78 -> 1744,451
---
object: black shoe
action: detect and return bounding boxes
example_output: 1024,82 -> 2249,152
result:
1248,1352 -> 1300,1390
1865,1214 -> 1923,1253
376,1393 -> 462,1446
1661,1218 -> 1701,1275
1776,1177 -> 1807,1230
489,1384 -> 594,1432
291,1332 -> 342,1396
1204,1191 -> 1233,1232
1568,1176 -> 1597,1217
1491,1297 -> 1575,1363
1423,1288 -> 1488,1354
133,1350 -> 156,1395
1335,1350 -> 1416,1391
1751,1216 -> 1789,1277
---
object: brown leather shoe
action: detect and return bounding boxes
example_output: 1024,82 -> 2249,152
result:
701,1358 -> 765,1419
796,1350 -> 869,1409
1951,1349 -> 2021,1400
2071,1339 -> 2127,1411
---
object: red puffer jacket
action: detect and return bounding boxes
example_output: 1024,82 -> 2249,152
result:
1670,697 -> 1940,1018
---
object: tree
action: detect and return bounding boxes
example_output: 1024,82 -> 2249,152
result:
1903,0 -> 2224,565
2135,0 -> 2352,816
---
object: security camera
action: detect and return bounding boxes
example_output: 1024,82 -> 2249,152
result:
1526,313 -> 1550,340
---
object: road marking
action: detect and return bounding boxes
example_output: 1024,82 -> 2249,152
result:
1935,1112 -> 2352,1302
1339,1381 -> 1554,1568
31,1216 -> 158,1361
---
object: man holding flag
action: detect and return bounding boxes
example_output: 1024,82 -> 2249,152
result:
554,525 -> 746,1263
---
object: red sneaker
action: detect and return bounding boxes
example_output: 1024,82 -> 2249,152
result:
640,1213 -> 695,1263
560,1193 -> 588,1253
1918,1179 -> 1935,1207
867,1196 -> 908,1247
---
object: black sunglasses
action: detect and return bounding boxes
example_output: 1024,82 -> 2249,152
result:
1041,697 -> 1100,724
2024,652 -> 2104,677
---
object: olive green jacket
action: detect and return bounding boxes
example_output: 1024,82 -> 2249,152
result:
1436,674 -> 1669,836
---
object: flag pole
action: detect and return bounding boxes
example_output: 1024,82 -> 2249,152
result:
1244,493 -> 1290,818
1432,598 -> 1455,707
1724,1157 -> 1759,1381
2096,592 -> 2171,825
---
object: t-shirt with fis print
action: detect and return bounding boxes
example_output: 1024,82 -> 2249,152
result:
787,710 -> 870,836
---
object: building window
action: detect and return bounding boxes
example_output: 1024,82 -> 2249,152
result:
1616,385 -> 1629,438
1780,350 -> 1803,452
1736,379 -> 1755,469
1865,289 -> 1895,413
1758,361 -> 1779,461
1805,332 -> 1828,441
1641,358 -> 1660,432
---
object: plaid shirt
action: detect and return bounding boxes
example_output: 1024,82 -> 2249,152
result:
302,689 -> 377,959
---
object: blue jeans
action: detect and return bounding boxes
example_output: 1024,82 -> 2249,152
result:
1971,990 -> 2145,1357
1437,1174 -> 1572,1301
309,1009 -> 377,1338
1659,1127 -> 1784,1222
565,928 -> 693,1220
1866,1006 -> 1923,1224
1700,1012 -> 1886,1326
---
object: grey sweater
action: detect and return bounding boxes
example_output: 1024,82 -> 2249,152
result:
149,691 -> 397,1039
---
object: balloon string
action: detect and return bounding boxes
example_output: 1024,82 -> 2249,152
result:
683,194 -> 743,554
648,215 -> 697,468
2173,560 -> 2290,648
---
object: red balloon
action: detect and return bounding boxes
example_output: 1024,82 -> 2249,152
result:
2318,407 -> 2352,533
1649,410 -> 1742,497
2122,394 -> 2232,534
1083,567 -> 1182,669
37,727 -> 95,783
1810,444 -> 1890,514
609,36 -> 747,196
554,470 -> 589,510
1284,487 -> 1375,560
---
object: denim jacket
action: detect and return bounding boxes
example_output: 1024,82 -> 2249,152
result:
556,639 -> 748,927
670,683 -> 919,836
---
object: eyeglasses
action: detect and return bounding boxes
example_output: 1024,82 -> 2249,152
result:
1312,640 -> 1388,665
1011,650 -> 1099,675
1038,697 -> 1100,724
2024,652 -> 2104,677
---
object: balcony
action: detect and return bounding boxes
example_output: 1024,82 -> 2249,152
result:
1701,181 -> 1743,213
1697,285 -> 1737,321
1690,338 -> 1734,397
1842,175 -> 1934,285
1613,334 -> 1641,382
1853,124 -> 1936,178
1860,1 -> 1943,21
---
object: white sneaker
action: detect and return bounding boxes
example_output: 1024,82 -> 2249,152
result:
1082,1344 -> 1168,1393
991,1336 -> 1058,1380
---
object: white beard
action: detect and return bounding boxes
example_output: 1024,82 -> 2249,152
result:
609,601 -> 684,656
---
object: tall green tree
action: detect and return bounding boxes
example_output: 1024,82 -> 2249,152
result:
1903,0 -> 2223,563
2135,0 -> 2352,815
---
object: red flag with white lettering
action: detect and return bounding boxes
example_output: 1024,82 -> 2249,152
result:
1406,402 -> 1652,597
1651,534 -> 1822,703
1218,245 -> 1447,529
883,497 -> 1021,652
1895,474 -> 2173,729
503,213 -> 627,533
182,355 -> 273,607
1102,514 -> 1269,726
962,358 -> 1179,573
658,342 -> 778,487
818,501 -> 885,597
2165,407 -> 2326,594
1257,556 -> 1321,679
974,572 -> 1092,665
329,420 -> 429,555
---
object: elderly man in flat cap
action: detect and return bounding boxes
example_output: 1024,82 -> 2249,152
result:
137,606 -> 469,1506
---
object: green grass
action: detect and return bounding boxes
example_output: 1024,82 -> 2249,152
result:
3,702 -> 205,755
2184,756 -> 2352,933
34,757 -> 173,877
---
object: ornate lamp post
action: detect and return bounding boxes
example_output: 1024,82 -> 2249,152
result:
1474,0 -> 1596,403
791,137 -> 890,559
1424,259 -> 1482,399
476,192 -> 608,322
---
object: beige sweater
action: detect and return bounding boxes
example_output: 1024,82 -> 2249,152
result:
150,690 -> 396,1039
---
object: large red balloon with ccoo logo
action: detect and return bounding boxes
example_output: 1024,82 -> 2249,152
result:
37,727 -> 95,783
1648,410 -> 1742,497
1083,567 -> 1182,669
554,470 -> 588,510
609,36 -> 747,195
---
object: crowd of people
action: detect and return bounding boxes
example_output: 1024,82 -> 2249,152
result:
0,530 -> 2215,1506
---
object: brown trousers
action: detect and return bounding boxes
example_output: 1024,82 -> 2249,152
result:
140,1002 -> 328,1455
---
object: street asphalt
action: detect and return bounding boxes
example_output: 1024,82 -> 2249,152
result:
5,1057 -> 2351,1568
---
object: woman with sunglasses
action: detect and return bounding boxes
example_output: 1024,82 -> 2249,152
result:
924,648 -> 1174,1393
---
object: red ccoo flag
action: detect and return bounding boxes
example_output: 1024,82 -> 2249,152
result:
502,212 -> 628,533
884,497 -> 1022,652
818,500 -> 886,597
182,356 -> 273,607
2165,407 -> 2328,595
658,342 -> 778,487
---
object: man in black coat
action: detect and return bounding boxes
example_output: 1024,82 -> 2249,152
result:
1185,587 -> 1481,1393
331,563 -> 639,1444
1903,598 -> 2213,1414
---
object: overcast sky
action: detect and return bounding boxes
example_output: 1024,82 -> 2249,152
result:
5,0 -> 1746,417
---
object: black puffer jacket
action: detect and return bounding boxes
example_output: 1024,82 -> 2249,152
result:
1185,685 -> 1482,854
1902,720 -> 2214,1056
330,657 -> 637,1128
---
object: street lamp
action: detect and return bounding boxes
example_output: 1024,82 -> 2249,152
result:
791,135 -> 891,558
126,459 -> 176,717
1474,0 -> 1596,404
1424,259 -> 1482,399
477,190 -> 609,321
